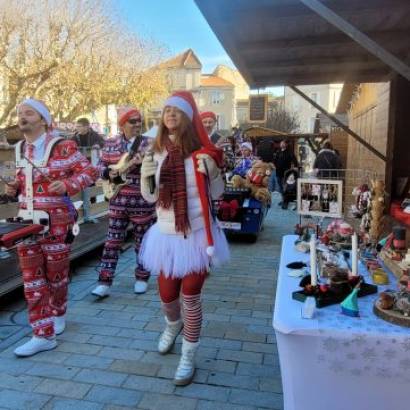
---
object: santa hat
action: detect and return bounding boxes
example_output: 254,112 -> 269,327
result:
18,98 -> 52,126
163,91 -> 223,256
200,111 -> 217,121
118,108 -> 142,126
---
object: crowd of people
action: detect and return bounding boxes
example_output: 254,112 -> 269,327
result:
2,91 -> 343,386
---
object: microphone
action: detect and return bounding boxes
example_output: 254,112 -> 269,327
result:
146,151 -> 156,194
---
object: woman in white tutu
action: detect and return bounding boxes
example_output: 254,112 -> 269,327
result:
140,91 -> 230,385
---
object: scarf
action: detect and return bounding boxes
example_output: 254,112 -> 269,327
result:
158,139 -> 190,235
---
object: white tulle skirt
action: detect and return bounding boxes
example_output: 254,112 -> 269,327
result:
139,222 -> 230,278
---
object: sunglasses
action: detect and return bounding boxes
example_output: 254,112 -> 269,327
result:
127,119 -> 141,125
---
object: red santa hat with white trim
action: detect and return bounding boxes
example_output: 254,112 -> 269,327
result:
163,91 -> 223,256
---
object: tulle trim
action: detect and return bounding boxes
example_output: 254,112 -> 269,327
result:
139,222 -> 230,278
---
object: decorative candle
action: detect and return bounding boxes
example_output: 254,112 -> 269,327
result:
352,233 -> 358,276
310,235 -> 317,286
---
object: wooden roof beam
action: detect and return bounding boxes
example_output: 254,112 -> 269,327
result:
239,29 -> 410,53
299,0 -> 410,81
246,57 -> 386,70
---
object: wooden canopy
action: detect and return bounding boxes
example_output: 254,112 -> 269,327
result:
195,0 -> 410,87
244,126 -> 327,140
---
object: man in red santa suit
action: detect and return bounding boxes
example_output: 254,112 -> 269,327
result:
5,99 -> 97,357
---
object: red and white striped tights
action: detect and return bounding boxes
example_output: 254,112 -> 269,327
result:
158,272 -> 207,343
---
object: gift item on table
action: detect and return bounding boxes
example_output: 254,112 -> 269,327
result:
392,226 -> 406,250
341,283 -> 360,317
351,232 -> 358,276
368,179 -> 385,242
301,296 -> 316,319
310,235 -> 317,286
351,184 -> 371,218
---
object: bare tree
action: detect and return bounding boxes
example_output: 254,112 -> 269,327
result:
0,0 -> 168,126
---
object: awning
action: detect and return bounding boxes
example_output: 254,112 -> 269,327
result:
195,0 -> 410,87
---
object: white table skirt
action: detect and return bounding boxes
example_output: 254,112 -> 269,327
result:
273,235 -> 410,410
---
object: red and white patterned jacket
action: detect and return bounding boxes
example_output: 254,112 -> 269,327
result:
15,135 -> 97,217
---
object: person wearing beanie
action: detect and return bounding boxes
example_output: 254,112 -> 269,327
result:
91,108 -> 156,298
7,99 -> 97,357
140,91 -> 230,386
230,141 -> 254,178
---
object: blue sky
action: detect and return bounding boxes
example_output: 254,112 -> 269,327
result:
115,0 -> 234,73
114,0 -> 283,95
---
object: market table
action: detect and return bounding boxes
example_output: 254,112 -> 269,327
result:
273,235 -> 410,410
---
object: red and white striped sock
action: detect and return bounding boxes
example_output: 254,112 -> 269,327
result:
161,298 -> 181,322
182,293 -> 202,342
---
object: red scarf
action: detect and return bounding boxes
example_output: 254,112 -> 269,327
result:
158,139 -> 190,235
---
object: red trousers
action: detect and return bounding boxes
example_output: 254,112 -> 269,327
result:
158,272 -> 207,342
17,207 -> 71,337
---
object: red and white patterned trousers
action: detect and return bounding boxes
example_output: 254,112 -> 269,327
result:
17,207 -> 72,338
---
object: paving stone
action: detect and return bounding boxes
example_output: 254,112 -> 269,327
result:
57,331 -> 92,343
242,342 -> 277,354
85,385 -> 142,407
137,392 -> 197,410
74,368 -> 128,387
34,378 -> 92,399
217,349 -> 263,364
123,374 -> 174,394
196,357 -> 237,373
140,351 -> 180,366
197,400 -> 256,410
236,363 -> 281,378
259,377 -> 283,394
56,341 -> 102,355
0,357 -> 35,375
88,334 -> 131,349
68,323 -> 121,336
0,373 -> 42,392
116,328 -> 159,340
0,388 -> 51,409
200,337 -> 242,350
229,388 -> 283,409
225,330 -> 266,343
27,350 -> 71,364
98,346 -> 145,361
64,353 -> 114,370
44,398 -> 103,410
128,338 -> 158,351
110,360 -> 160,376
26,362 -> 80,380
208,372 -> 259,390
175,382 -> 230,402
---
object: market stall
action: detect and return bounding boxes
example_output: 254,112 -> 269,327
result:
274,235 -> 409,410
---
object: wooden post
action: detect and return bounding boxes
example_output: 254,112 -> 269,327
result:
289,85 -> 386,162
299,0 -> 410,81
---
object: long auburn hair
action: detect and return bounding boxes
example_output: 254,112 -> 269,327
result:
153,110 -> 202,158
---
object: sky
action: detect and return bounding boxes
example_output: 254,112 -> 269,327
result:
115,0 -> 234,73
114,0 -> 283,96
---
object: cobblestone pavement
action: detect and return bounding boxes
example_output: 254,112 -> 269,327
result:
0,194 -> 299,410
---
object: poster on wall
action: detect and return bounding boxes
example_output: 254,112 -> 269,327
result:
297,178 -> 343,218
248,94 -> 268,122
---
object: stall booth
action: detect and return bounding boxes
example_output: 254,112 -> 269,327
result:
195,1 -> 410,409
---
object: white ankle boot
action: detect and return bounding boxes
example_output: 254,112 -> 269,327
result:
134,280 -> 148,294
91,284 -> 111,298
174,339 -> 199,386
54,315 -> 66,335
158,317 -> 183,354
14,336 -> 57,357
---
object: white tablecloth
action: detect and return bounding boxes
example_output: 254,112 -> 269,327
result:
273,235 -> 410,410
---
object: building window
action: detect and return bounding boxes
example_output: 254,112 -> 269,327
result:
211,91 -> 224,105
217,114 -> 225,129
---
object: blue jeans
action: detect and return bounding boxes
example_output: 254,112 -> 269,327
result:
269,170 -> 278,192
81,187 -> 92,220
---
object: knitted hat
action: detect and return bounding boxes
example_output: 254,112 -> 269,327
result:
118,108 -> 141,126
163,91 -> 223,256
18,98 -> 52,126
241,142 -> 252,151
200,111 -> 217,121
